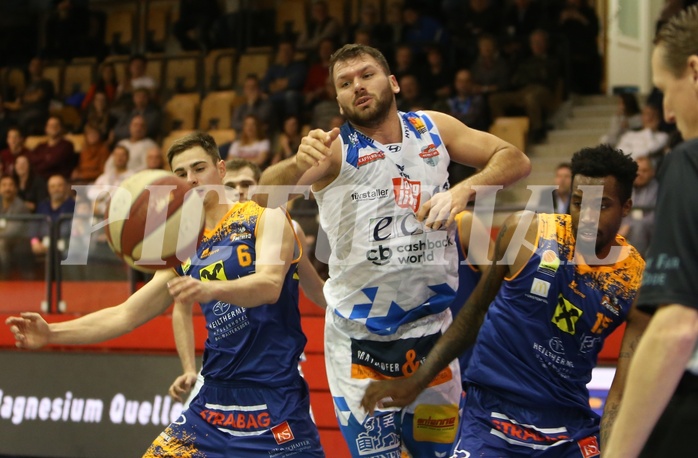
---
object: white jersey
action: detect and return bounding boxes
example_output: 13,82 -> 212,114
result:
314,111 -> 458,336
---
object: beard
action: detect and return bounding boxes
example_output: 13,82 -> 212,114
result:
343,88 -> 394,129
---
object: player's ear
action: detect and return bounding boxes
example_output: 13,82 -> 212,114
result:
390,75 -> 400,94
217,159 -> 226,178
689,55 -> 698,91
621,197 -> 632,218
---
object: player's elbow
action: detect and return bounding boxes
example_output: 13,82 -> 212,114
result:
261,278 -> 286,304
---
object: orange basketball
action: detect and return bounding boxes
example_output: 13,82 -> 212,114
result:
104,170 -> 205,272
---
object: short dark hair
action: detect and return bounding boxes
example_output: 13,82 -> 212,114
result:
329,44 -> 391,83
556,162 -> 572,171
166,131 -> 220,167
225,158 -> 261,182
654,4 -> 698,77
571,144 -> 638,203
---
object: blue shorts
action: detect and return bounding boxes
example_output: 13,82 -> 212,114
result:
144,377 -> 324,457
452,385 -> 600,458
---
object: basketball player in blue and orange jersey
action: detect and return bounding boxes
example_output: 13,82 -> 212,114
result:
363,145 -> 649,457
6,132 -> 325,457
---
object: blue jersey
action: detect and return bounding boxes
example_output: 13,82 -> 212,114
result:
176,201 -> 306,387
465,214 -> 644,414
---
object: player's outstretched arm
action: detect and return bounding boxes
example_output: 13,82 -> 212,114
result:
361,212 -> 536,414
169,300 -> 199,402
6,269 -> 177,348
167,208 -> 296,308
418,111 -> 531,230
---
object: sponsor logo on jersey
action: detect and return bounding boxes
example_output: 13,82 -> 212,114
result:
414,404 -> 459,444
199,405 -> 270,432
568,280 -> 586,298
369,214 -> 423,241
365,237 -> 453,266
548,337 -> 565,354
350,188 -> 390,203
552,294 -> 582,335
199,260 -> 227,281
578,436 -> 600,458
181,257 -> 191,274
356,415 -> 402,457
419,144 -> 439,166
358,150 -> 386,167
490,412 -> 570,447
530,278 -> 551,298
538,249 -> 560,277
271,421 -> 295,445
211,301 -> 231,316
392,177 -> 421,212
407,115 -> 428,134
600,295 -> 621,316
386,144 -> 402,152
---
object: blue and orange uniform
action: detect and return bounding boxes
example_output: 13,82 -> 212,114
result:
453,214 -> 644,457
145,201 -> 324,457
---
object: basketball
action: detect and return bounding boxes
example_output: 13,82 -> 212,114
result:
104,169 -> 205,272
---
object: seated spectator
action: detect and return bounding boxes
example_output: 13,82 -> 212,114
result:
397,74 -> 433,112
112,88 -> 161,143
616,104 -> 669,160
296,0 -> 342,52
81,62 -> 119,112
116,54 -> 158,104
145,145 -> 165,170
469,34 -> 511,96
261,40 -> 307,123
224,115 -> 270,168
599,92 -> 643,146
558,0 -> 601,94
105,115 -> 157,173
533,162 -> 572,213
346,4 -> 393,48
489,29 -> 559,143
88,145 -> 133,215
619,156 -> 658,256
12,155 -> 46,212
310,78 -> 341,131
392,44 -> 425,82
30,174 -> 75,256
82,91 -> 116,144
71,124 -> 110,184
173,0 -> 219,52
422,45 -> 454,101
501,0 -> 549,63
271,115 -> 302,166
16,57 -> 55,136
231,75 -> 276,134
0,175 -> 31,278
449,0 -> 501,63
401,1 -> 448,52
0,127 -> 30,175
30,116 -> 76,180
443,69 -> 488,131
303,38 -> 336,112
0,94 -> 13,151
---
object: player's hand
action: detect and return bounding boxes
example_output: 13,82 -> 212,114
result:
361,378 -> 421,416
417,186 -> 474,230
169,371 -> 198,402
167,276 -> 212,305
5,312 -> 51,349
295,128 -> 340,173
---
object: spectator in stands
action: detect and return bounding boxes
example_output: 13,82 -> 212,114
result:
401,1 -> 448,52
112,88 -> 161,143
310,78 -> 341,131
501,0 -> 549,63
81,62 -> 118,111
16,57 -> 55,136
106,114 -> 157,174
422,45 -> 454,101
347,4 -> 392,48
600,92 -> 643,146
224,115 -> 270,168
12,155 -> 46,212
173,0 -> 219,52
261,40 -> 307,123
82,91 -> 116,144
558,0 -> 602,94
533,161 -> 572,213
30,174 -> 75,256
489,29 -> 559,143
0,127 -> 29,176
619,156 -> 658,257
145,145 -> 164,170
303,38 -> 336,112
392,44 -> 425,82
449,0 -> 501,63
88,145 -> 133,215
386,1 -> 405,45
397,74 -> 433,112
0,94 -> 13,152
0,175 -> 30,278
30,116 -> 76,180
116,54 -> 157,103
231,75 -> 275,134
470,34 -> 511,97
296,0 -> 342,52
71,123 -> 110,184
443,69 -> 488,131
616,104 -> 669,160
271,115 -> 302,166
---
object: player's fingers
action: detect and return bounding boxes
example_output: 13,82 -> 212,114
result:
325,127 -> 340,146
415,199 -> 432,223
20,312 -> 41,321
